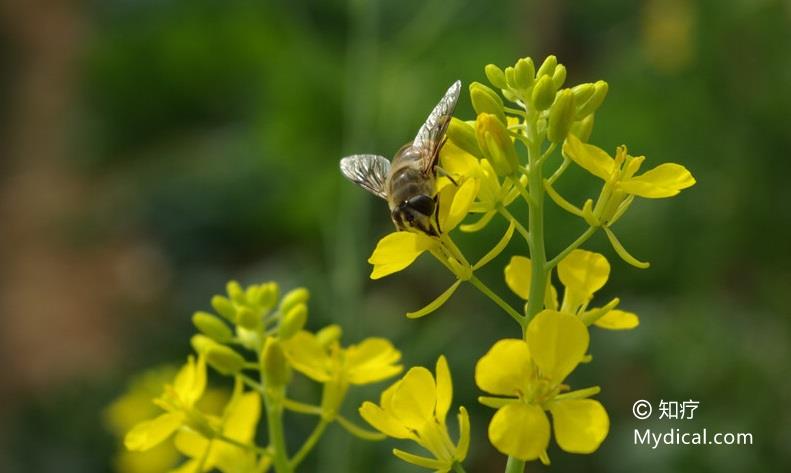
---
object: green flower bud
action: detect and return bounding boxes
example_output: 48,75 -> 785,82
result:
571,83 -> 595,104
502,88 -> 519,103
211,295 -> 236,322
226,280 -> 244,303
547,89 -> 577,143
536,55 -> 558,78
476,113 -> 519,176
447,117 -> 482,158
261,337 -> 291,388
570,113 -> 595,142
206,345 -> 246,375
576,80 -> 608,119
504,66 -> 517,89
551,64 -> 567,90
192,311 -> 232,343
236,307 -> 259,330
278,303 -> 307,340
316,324 -> 342,348
484,64 -> 507,89
191,334 -> 218,354
470,82 -> 506,125
279,287 -> 309,314
257,282 -> 279,310
514,57 -> 535,89
531,75 -> 556,111
244,285 -> 260,305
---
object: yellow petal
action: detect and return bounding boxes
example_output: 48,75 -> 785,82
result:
456,406 -> 470,461
562,133 -> 614,181
173,355 -> 206,407
435,356 -> 453,424
439,140 -> 480,178
389,367 -> 436,430
557,249 -> 610,307
439,178 -> 479,232
620,163 -> 696,198
549,399 -> 609,453
475,339 -> 533,396
368,231 -> 437,279
125,412 -> 183,451
345,338 -> 403,384
359,401 -> 412,439
594,309 -> 639,330
173,428 -> 208,458
488,404 -> 550,461
504,256 -> 532,300
282,331 -> 332,382
222,391 -> 261,441
527,310 -> 589,384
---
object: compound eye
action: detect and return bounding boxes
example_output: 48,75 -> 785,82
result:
406,194 -> 435,216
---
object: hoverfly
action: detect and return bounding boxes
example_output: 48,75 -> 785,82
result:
340,80 -> 461,236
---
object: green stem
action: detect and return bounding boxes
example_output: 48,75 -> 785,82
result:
216,434 -> 270,456
290,419 -> 330,469
453,462 -> 468,473
265,388 -> 292,473
524,118 -> 548,323
469,275 -> 524,327
497,205 -> 530,243
545,226 -> 598,269
505,456 -> 526,473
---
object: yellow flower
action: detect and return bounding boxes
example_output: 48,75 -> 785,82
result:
283,329 -> 403,419
359,356 -> 470,472
439,140 -> 523,233
504,250 -> 638,330
125,355 -> 207,452
171,381 -> 262,473
476,311 -> 609,462
367,176 -> 478,280
562,133 -> 695,226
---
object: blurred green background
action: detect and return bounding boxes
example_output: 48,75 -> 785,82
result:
1,0 -> 789,471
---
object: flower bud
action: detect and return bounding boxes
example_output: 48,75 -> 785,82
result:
191,334 -> 218,354
192,311 -> 232,343
206,345 -> 246,375
484,64 -> 507,89
236,307 -> 260,330
257,282 -> 279,310
576,80 -> 608,119
278,303 -> 307,340
504,66 -> 517,89
316,324 -> 342,348
502,88 -> 519,103
244,285 -> 261,305
570,114 -> 595,142
531,75 -> 555,111
475,113 -> 519,176
279,287 -> 309,315
551,64 -> 567,90
261,337 -> 291,388
226,280 -> 244,303
547,89 -> 576,143
536,55 -> 558,78
571,83 -> 595,104
447,117 -> 482,158
470,82 -> 506,125
211,295 -> 236,322
514,57 -> 535,89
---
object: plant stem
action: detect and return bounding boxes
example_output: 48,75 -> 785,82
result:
453,462 -> 468,473
546,226 -> 598,269
505,456 -> 526,473
265,388 -> 292,473
290,419 -> 330,469
524,115 -> 548,323
469,275 -> 524,327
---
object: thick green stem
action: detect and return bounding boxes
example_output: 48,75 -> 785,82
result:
265,389 -> 292,473
525,121 -> 547,323
505,456 -> 526,473
290,419 -> 330,469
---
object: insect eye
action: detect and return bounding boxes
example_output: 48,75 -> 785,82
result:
406,195 -> 435,216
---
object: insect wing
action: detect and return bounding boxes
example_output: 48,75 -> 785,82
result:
412,80 -> 461,172
339,154 -> 391,199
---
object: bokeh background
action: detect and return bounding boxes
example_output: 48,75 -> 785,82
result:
1,0 -> 789,472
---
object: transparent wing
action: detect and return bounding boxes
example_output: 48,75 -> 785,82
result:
339,154 -> 391,200
413,80 -> 461,171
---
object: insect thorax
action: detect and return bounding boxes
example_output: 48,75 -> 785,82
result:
387,146 -> 435,209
